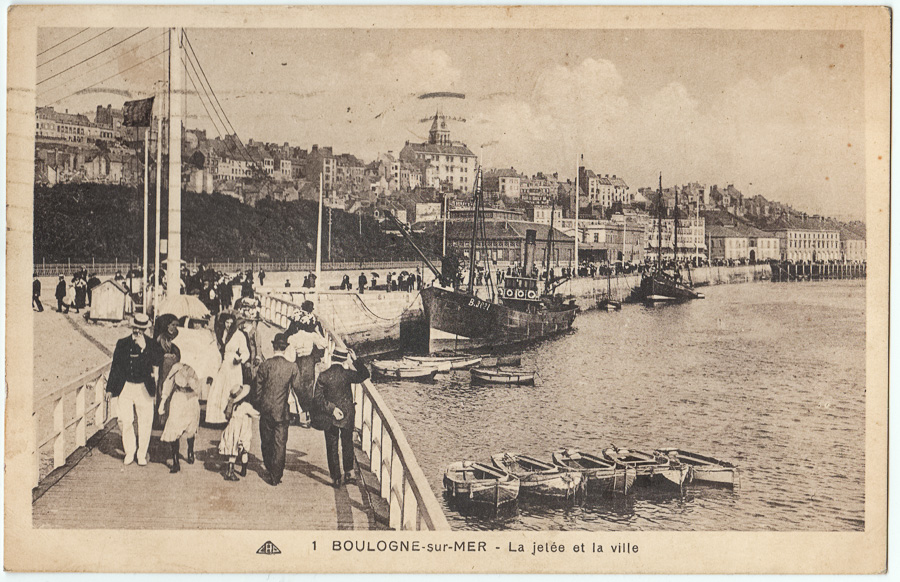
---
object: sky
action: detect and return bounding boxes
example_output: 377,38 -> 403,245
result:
36,27 -> 867,220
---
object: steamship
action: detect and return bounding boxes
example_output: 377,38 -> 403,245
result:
389,169 -> 577,353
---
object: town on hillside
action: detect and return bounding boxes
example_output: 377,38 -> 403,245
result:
35,104 -> 867,267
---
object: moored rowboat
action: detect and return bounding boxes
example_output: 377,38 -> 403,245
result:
443,461 -> 520,508
491,453 -> 583,500
551,449 -> 635,495
656,448 -> 738,487
371,359 -> 441,380
470,367 -> 535,385
403,355 -> 483,369
602,447 -> 690,490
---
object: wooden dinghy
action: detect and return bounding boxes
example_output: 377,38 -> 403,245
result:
656,448 -> 739,487
443,461 -> 520,509
602,447 -> 690,490
371,359 -> 440,380
491,453 -> 583,500
403,355 -> 483,370
470,367 -> 535,385
551,449 -> 635,495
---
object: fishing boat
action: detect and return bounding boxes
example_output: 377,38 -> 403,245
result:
491,453 -> 583,500
656,448 -> 739,487
598,265 -> 622,311
602,447 -> 690,490
551,449 -> 635,495
443,460 -> 520,509
470,367 -> 535,385
636,174 -> 705,303
371,359 -> 441,380
385,169 -> 577,353
403,355 -> 483,369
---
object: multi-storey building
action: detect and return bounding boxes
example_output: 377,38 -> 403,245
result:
707,224 -> 780,262
766,216 -> 841,262
645,217 -> 707,261
840,228 -> 866,262
578,167 -> 629,209
399,111 -> 477,194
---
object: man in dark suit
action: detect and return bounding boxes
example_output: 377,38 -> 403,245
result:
310,347 -> 369,487
55,274 -> 67,313
105,313 -> 162,466
32,274 -> 43,312
254,332 -> 338,486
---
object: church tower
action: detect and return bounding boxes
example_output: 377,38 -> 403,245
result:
428,109 -> 451,145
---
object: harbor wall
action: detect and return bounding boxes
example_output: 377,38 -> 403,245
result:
274,264 -> 771,354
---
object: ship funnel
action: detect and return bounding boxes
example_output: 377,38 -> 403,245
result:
524,229 -> 537,276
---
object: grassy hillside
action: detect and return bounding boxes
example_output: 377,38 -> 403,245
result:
34,183 -> 421,263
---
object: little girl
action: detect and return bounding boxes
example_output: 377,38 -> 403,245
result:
158,362 -> 201,473
218,383 -> 259,481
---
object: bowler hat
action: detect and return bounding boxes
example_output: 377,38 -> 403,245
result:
272,332 -> 289,350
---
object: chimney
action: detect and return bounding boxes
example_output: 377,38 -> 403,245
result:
524,229 -> 537,275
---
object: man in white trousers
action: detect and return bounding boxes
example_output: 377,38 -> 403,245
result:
105,313 -> 163,465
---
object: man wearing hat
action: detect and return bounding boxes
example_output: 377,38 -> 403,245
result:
105,313 -> 163,466
55,274 -> 68,313
310,346 -> 369,487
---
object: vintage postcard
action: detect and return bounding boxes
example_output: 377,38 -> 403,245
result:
5,5 -> 889,574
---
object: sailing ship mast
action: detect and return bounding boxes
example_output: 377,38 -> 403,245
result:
657,173 -> 663,269
466,168 -> 482,295
544,194 -> 556,294
674,182 -> 679,266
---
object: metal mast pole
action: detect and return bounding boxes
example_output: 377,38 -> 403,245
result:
165,27 -> 183,298
142,119 -> 149,312
674,183 -> 679,266
153,83 -> 163,318
315,172 -> 324,293
442,193 -> 448,256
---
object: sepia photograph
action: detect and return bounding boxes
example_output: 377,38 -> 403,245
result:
5,4 -> 889,574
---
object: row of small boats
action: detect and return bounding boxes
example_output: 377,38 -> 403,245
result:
444,448 -> 738,510
372,354 -> 535,385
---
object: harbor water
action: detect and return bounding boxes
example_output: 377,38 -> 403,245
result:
376,280 -> 866,531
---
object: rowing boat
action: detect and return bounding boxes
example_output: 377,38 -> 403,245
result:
470,367 -> 535,385
551,449 -> 635,495
491,453 -> 583,500
403,355 -> 483,369
656,448 -> 738,487
602,447 -> 690,490
371,359 -> 441,380
443,460 -> 520,509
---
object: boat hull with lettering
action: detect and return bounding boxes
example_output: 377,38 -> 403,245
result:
422,286 -> 577,353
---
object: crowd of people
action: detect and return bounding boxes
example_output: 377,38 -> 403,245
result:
105,289 -> 370,489
355,269 -> 421,293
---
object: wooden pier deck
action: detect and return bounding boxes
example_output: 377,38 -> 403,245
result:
32,317 -> 379,530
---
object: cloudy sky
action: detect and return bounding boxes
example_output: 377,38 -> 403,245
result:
37,27 -> 866,220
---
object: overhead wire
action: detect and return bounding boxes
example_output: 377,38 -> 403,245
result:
182,59 -> 225,138
182,30 -> 266,173
38,28 -> 114,68
45,47 -> 168,107
38,30 -> 164,94
37,28 -> 90,58
38,28 -> 151,86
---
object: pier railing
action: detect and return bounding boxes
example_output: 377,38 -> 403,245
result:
260,293 -> 451,531
35,259 -> 427,278
33,362 -> 112,490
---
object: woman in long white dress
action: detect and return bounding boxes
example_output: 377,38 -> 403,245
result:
206,318 -> 251,425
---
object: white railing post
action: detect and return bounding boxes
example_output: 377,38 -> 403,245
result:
75,385 -> 86,448
52,396 -> 65,470
402,477 -> 417,530
380,425 -> 392,501
389,449 -> 403,529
